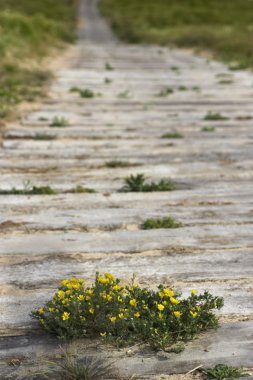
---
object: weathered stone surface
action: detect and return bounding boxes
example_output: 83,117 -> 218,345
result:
0,0 -> 252,376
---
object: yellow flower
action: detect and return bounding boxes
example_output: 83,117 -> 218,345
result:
100,332 -> 107,337
118,296 -> 123,303
89,308 -> 94,314
104,273 -> 115,281
163,288 -> 174,298
62,312 -> 70,321
190,311 -> 198,318
157,304 -> 165,311
48,307 -> 55,312
113,285 -> 122,291
57,290 -> 65,299
143,305 -> 148,310
130,299 -> 137,307
159,291 -> 164,298
78,295 -> 84,301
66,290 -> 71,295
61,279 -> 69,286
191,289 -> 197,295
87,289 -> 93,295
71,283 -> 81,290
70,277 -> 78,283
38,307 -> 44,315
98,276 -> 109,284
118,313 -> 124,319
81,316 -> 86,321
158,313 -> 163,320
162,301 -> 167,306
85,295 -> 91,301
170,297 -> 180,305
109,316 -> 116,323
134,312 -> 140,318
174,311 -> 182,317
106,295 -> 112,301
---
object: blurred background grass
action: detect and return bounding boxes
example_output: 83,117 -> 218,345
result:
100,0 -> 253,70
0,0 -> 78,119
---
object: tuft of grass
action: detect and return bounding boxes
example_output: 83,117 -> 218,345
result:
100,0 -> 253,69
142,217 -> 182,230
161,132 -> 184,139
156,87 -> 174,97
119,173 -> 176,192
178,85 -> 188,91
71,186 -> 96,194
200,364 -> 249,380
202,126 -> 216,132
203,112 -> 229,121
218,80 -> 233,85
70,87 -> 95,98
33,133 -> 56,140
50,117 -> 69,127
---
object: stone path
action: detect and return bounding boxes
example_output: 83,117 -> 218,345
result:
0,0 -> 253,377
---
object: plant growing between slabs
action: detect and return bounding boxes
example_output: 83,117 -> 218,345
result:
200,364 -> 249,380
142,217 -> 182,229
32,273 -> 224,351
119,174 -> 176,192
70,87 -> 95,98
50,117 -> 69,127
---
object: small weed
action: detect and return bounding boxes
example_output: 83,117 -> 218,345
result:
192,86 -> 200,91
204,112 -> 229,121
71,186 -> 96,194
118,90 -> 129,98
218,80 -> 233,85
161,132 -> 184,139
0,184 -> 56,195
70,87 -> 95,98
202,126 -> 216,132
50,117 -> 69,127
178,85 -> 188,91
200,364 -> 249,380
170,66 -> 179,71
104,78 -> 112,84
32,273 -> 224,351
38,116 -> 48,121
105,160 -> 139,168
142,217 -> 182,229
105,62 -> 114,71
119,174 -> 176,192
33,133 -> 56,140
156,87 -> 174,97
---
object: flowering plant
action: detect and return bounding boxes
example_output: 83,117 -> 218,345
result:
32,273 -> 224,350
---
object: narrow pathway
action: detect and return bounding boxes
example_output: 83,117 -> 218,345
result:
0,0 -> 253,377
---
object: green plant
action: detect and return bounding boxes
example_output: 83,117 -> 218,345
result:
57,352 -> 113,380
104,78 -> 112,84
118,90 -> 129,98
200,364 -> 249,380
70,87 -> 95,98
105,160 -> 139,168
203,112 -> 229,121
178,85 -> 188,91
218,80 -> 233,85
161,132 -> 184,139
156,87 -> 174,97
142,217 -> 182,229
105,62 -> 114,71
0,184 -> 56,195
33,133 -> 56,140
50,117 -> 69,127
202,126 -> 216,132
119,174 -> 176,192
71,186 -> 96,194
32,273 -> 224,351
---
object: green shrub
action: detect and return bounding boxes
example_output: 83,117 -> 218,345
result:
70,87 -> 95,98
32,273 -> 224,351
203,112 -> 229,121
201,364 -> 249,380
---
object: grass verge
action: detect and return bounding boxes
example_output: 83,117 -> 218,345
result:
99,0 -> 253,69
0,0 -> 78,119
